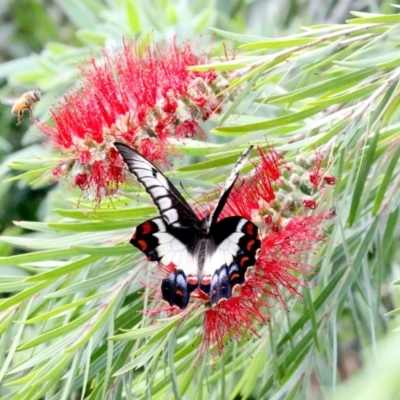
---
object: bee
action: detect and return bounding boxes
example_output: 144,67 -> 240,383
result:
10,89 -> 41,125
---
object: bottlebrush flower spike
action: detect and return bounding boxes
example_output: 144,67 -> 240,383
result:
141,145 -> 335,358
37,39 -> 228,203
200,211 -> 329,356
197,147 -> 334,356
222,146 -> 283,221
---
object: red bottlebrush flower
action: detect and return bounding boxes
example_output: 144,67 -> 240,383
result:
200,211 -> 328,356
303,197 -> 317,210
37,39 -> 228,203
196,143 -> 336,354
74,172 -> 89,190
324,176 -> 336,185
309,152 -> 334,188
223,146 -> 283,221
138,144 -> 331,358
52,165 -> 63,179
79,149 -> 91,165
175,120 -> 204,138
264,214 -> 273,225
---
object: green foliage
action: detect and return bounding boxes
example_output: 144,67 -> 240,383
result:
1,1 -> 400,399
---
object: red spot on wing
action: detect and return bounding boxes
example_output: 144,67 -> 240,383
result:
201,276 -> 212,285
239,256 -> 249,267
137,239 -> 148,251
246,239 -> 255,251
246,222 -> 255,235
187,276 -> 198,286
141,221 -> 153,235
230,273 -> 240,281
175,290 -> 183,297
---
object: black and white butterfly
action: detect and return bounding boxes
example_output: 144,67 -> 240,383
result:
114,142 -> 261,309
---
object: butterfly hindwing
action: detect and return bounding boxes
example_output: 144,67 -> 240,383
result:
202,217 -> 261,305
131,217 -> 201,308
161,270 -> 191,309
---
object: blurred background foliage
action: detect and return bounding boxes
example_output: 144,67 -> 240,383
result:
1,0 -> 400,399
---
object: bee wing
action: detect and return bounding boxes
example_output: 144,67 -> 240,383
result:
0,97 -> 18,106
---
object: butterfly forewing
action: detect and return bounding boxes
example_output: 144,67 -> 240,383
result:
208,145 -> 253,228
115,142 -> 261,309
114,142 -> 200,227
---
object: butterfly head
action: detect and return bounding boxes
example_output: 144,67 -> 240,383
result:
200,214 -> 212,233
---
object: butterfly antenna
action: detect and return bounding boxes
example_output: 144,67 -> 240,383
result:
179,182 -> 205,213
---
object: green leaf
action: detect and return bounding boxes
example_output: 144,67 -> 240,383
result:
115,332 -> 170,375
45,261 -> 134,298
24,291 -> 108,323
0,248 -> 79,266
0,280 -> 54,312
308,82 -> 381,108
65,288 -> 122,353
303,119 -> 350,150
47,220 -> 140,232
3,167 -> 52,183
372,144 -> 400,215
125,0 -> 141,34
0,57 -> 37,79
25,354 -> 72,388
75,29 -> 108,45
266,69 -> 376,105
348,82 -> 397,226
111,314 -> 180,338
218,69 -> 262,126
0,301 -> 33,382
231,337 -> 270,399
334,52 -> 400,69
0,312 -> 13,336
26,255 -> 99,282
240,37 -> 317,49
168,330 -> 182,400
18,309 -> 97,350
210,28 -> 268,43
54,0 -> 98,28
347,13 -> 400,24
338,217 -> 380,297
71,244 -> 134,256
178,147 -> 253,172
214,106 -> 325,134
54,206 -> 156,220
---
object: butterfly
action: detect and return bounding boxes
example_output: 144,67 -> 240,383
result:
114,142 -> 261,309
